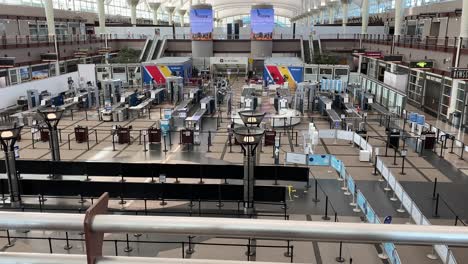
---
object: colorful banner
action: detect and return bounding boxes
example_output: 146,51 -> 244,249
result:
251,8 -> 274,40
143,65 -> 186,85
190,9 -> 213,41
264,65 -> 304,85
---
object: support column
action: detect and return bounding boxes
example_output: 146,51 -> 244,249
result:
166,6 -> 176,25
361,0 -> 369,34
97,0 -> 106,34
126,0 -> 140,26
455,0 -> 468,67
177,9 -> 186,27
149,2 -> 161,26
328,7 -> 333,24
319,5 -> 326,24
342,0 -> 349,34
44,0 -> 59,76
394,0 -> 403,36
44,0 -> 56,36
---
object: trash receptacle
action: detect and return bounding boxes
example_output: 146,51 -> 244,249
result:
452,112 -> 461,128
388,128 -> 400,149
75,126 -> 89,143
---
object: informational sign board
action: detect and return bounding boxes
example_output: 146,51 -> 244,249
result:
451,68 -> 468,80
409,60 -> 433,69
285,152 -> 308,165
190,9 -> 213,41
250,8 -> 274,40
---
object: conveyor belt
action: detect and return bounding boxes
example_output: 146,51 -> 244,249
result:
129,98 -> 154,110
370,103 -> 390,115
344,102 -> 355,111
173,99 -> 193,112
186,108 -> 207,122
319,96 -> 332,104
326,109 -> 341,122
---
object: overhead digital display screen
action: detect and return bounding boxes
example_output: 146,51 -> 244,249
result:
251,8 -> 274,40
190,9 -> 213,41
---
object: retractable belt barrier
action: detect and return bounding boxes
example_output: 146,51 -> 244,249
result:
0,160 -> 309,183
0,179 -> 286,203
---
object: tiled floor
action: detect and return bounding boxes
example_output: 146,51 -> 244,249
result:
2,80 -> 468,263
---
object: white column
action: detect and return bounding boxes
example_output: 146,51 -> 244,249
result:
328,7 -> 333,24
149,3 -> 161,26
97,0 -> 106,34
126,0 -> 140,26
44,0 -> 60,76
460,0 -> 468,40
394,0 -> 403,36
320,10 -> 325,24
166,6 -> 175,25
342,1 -> 348,33
44,0 -> 56,36
455,0 -> 468,67
361,0 -> 369,34
152,10 -> 158,25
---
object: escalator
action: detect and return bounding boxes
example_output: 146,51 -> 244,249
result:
312,39 -> 321,57
151,39 -> 162,60
138,38 -> 153,62
303,40 -> 312,63
145,38 -> 159,62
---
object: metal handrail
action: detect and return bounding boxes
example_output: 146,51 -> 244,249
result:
0,253 -> 283,264
1,212 -> 468,245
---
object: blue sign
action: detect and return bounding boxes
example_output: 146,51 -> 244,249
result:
384,216 -> 393,224
288,66 -> 304,83
409,112 -> 417,122
416,114 -> 425,125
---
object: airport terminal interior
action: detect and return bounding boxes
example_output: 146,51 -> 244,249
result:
1,0 -> 468,263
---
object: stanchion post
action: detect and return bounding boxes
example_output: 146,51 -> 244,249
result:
313,179 -> 320,202
336,241 -> 345,262
5,230 -> 14,247
322,196 -> 330,220
186,235 -> 195,254
373,155 -> 378,175
64,231 -> 73,250
434,193 -> 440,217
163,134 -> 168,153
432,178 -> 438,200
124,233 -> 133,252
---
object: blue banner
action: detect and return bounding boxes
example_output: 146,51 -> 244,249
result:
288,66 -> 304,83
347,177 -> 355,195
409,112 -> 418,122
308,154 -> 330,166
331,156 -> 341,172
340,165 -> 346,179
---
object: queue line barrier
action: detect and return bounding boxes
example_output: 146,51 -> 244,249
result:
319,127 -> 458,264
307,152 -> 401,264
